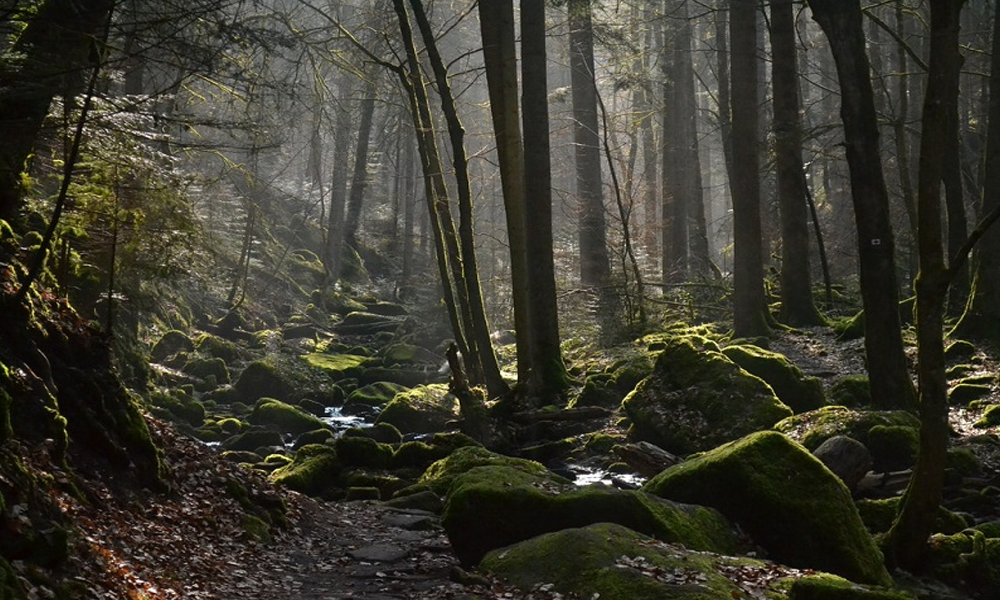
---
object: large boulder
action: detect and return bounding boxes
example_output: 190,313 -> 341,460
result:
249,398 -> 330,435
481,522 -> 794,600
622,337 -> 793,454
812,435 -> 872,492
722,344 -> 826,413
375,384 -> 459,435
643,431 -> 890,585
442,464 -> 739,567
269,444 -> 342,496
343,382 -> 408,416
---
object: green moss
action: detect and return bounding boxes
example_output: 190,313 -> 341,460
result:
249,398 -> 328,435
344,381 -> 408,410
235,360 -> 295,402
482,522 -> 785,600
787,573 -> 913,600
722,344 -> 826,413
150,330 -> 194,362
975,405 -> 1000,428
833,311 -> 865,340
1,556 -> 27,600
418,446 -> 550,495
375,384 -> 459,434
221,429 -> 284,452
622,336 -> 793,454
303,352 -> 370,378
644,431 -> 890,586
242,515 -> 271,543
443,465 -> 739,566
856,498 -> 968,536
830,375 -> 872,408
944,340 -> 977,362
217,417 -> 244,435
333,436 -> 393,469
293,428 -> 334,448
343,422 -> 402,444
866,425 -> 919,472
775,406 -> 920,450
950,383 -> 993,406
269,444 -> 342,496
194,333 -> 241,362
182,357 -> 230,385
148,390 -> 205,426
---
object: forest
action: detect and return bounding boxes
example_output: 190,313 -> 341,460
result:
2,0 -> 1000,598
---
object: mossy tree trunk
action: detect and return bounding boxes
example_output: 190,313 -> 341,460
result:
808,0 -> 916,410
886,0 -> 965,571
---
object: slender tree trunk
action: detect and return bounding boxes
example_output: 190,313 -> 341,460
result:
953,1 -> 1000,342
570,0 -> 612,289
409,0 -> 508,397
344,77 -> 377,249
639,9 -> 659,273
325,81 -> 352,283
809,0 -> 916,410
661,10 -> 687,283
478,0 -> 532,384
522,0 -> 570,398
887,0 -> 965,571
400,130 -> 417,293
944,82 -> 969,315
770,0 -> 823,326
730,0 -> 770,337
893,2 -> 919,286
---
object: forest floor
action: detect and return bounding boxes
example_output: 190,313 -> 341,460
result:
17,327 -> 1000,600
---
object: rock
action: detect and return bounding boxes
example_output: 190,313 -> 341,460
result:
335,311 -> 405,335
151,330 -> 194,363
344,382 -> 409,414
382,510 -> 436,531
944,340 -> 977,362
866,425 -> 918,472
344,422 -> 403,445
235,360 -> 296,403
302,352 -> 370,379
221,428 -> 284,452
181,357 -> 230,385
830,375 -> 872,408
643,431 -> 891,585
787,573 -> 915,600
194,333 -> 241,362
348,543 -> 408,562
722,344 -> 826,413
292,428 -> 334,449
442,464 -> 739,566
268,444 -> 342,496
613,441 -> 682,478
375,384 -> 460,435
622,336 -> 793,454
774,406 -> 920,450
390,433 -> 482,471
384,490 -> 444,514
856,497 -> 968,536
333,435 -> 393,469
481,522 -> 781,600
812,436 -> 871,492
415,446 -> 547,495
249,398 -> 329,435
949,382 -> 993,406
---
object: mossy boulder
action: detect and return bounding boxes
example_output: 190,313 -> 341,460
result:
416,446 -> 545,495
381,343 -> 441,366
774,406 -> 921,450
944,340 -> 977,362
181,357 -> 230,385
926,531 -> 1000,598
722,344 -> 826,413
975,405 -> 1000,428
337,311 -> 404,334
442,464 -> 738,566
391,433 -> 483,471
481,522 -> 783,600
364,301 -> 408,317
249,398 -> 329,436
856,498 -> 968,536
785,573 -> 914,600
830,375 -> 872,408
221,428 -> 285,452
150,330 -> 194,362
303,352 -> 370,379
292,428 -> 334,449
332,435 -> 393,469
194,333 -> 241,362
235,360 -> 297,403
269,444 -> 342,496
622,337 -> 793,454
148,390 -> 205,426
643,431 -> 890,585
343,422 -> 402,445
949,382 -> 993,406
343,381 -> 408,414
866,425 -> 918,472
375,384 -> 459,435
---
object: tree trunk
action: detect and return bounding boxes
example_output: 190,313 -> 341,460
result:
408,0 -> 508,398
730,0 -> 770,337
478,0 -> 532,383
324,79 -> 352,283
344,77 -> 377,249
887,0 -> 965,571
769,0 -> 824,326
808,0 -> 916,410
952,0 -> 1000,343
0,0 -> 116,220
521,0 -> 571,399
661,12 -> 688,283
570,0 -> 611,290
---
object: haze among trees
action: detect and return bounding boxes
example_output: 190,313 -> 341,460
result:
4,0 -> 1000,598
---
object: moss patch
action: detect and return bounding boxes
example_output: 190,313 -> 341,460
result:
829,375 -> 872,408
417,446 -> 549,495
774,406 -> 920,450
375,384 -> 459,435
722,344 -> 826,413
250,398 -> 329,435
303,352 -> 370,378
269,444 -> 342,496
643,431 -> 890,585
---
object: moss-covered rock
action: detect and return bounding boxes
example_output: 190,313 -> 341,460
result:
249,398 -> 329,435
622,337 -> 793,454
343,381 -> 408,414
975,405 -> 1000,428
269,444 -> 342,496
343,422 -> 402,445
722,344 -> 826,413
830,375 -> 873,408
303,352 -> 370,379
416,446 -> 545,495
182,357 -> 230,385
786,573 -> 914,600
442,464 -> 738,567
950,383 -> 993,406
866,425 -> 919,472
774,406 -> 921,451
194,333 -> 241,362
150,330 -> 194,362
374,384 -> 459,435
148,390 -> 205,426
944,340 -> 977,362
643,431 -> 890,585
221,428 -> 284,452
927,531 -> 1000,598
235,360 -> 297,403
292,428 -> 334,449
481,522 -> 785,600
332,435 -> 393,469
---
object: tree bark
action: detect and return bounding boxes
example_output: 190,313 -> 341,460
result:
344,77 -> 377,249
570,0 -> 611,290
730,0 -> 770,338
769,0 -> 824,326
808,0 -> 916,410
887,0 -> 965,571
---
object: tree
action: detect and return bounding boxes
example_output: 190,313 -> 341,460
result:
569,0 -> 611,290
769,0 -> 824,326
730,0 -> 770,338
0,0 -> 116,220
808,0 -> 916,411
886,0 -> 965,570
